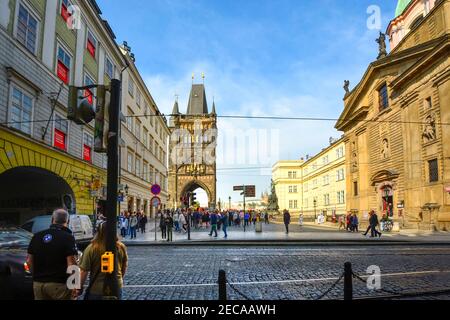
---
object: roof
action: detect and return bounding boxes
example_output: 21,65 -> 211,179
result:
187,84 -> 209,115
395,0 -> 412,17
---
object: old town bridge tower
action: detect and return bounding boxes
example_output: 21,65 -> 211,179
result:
168,83 -> 217,209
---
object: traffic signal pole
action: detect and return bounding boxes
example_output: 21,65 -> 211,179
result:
103,79 -> 121,299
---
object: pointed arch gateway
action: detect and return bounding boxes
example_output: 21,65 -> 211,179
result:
180,180 -> 213,207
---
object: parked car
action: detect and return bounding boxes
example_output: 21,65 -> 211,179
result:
22,214 -> 94,249
0,227 -> 33,300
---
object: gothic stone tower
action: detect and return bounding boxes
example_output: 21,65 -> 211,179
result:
168,83 -> 217,209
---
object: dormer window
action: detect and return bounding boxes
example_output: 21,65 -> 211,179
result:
378,83 -> 389,111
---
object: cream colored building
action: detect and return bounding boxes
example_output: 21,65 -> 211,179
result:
272,160 -> 304,215
272,138 -> 346,220
119,46 -> 170,217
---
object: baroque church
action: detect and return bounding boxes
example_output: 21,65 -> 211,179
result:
336,0 -> 450,231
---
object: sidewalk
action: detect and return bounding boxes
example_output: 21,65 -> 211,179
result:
121,220 -> 450,246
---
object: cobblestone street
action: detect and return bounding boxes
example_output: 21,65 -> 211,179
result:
122,245 -> 450,300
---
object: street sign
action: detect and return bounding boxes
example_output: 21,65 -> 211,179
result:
233,186 -> 244,191
151,196 -> 161,208
244,185 -> 256,198
151,184 -> 161,195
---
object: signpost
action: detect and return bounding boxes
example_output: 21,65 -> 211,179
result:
151,196 -> 161,242
233,185 -> 256,232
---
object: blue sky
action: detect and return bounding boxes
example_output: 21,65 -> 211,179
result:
97,0 -> 397,206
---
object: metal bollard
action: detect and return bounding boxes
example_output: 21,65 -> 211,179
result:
218,270 -> 227,300
344,262 -> 353,301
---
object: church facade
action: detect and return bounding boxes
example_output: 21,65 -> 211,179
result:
336,0 -> 450,231
168,83 -> 217,209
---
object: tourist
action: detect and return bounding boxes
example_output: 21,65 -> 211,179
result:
283,209 -> 291,234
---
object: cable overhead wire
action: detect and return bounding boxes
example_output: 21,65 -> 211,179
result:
2,113 -> 450,126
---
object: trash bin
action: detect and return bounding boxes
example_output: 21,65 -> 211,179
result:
255,221 -> 263,233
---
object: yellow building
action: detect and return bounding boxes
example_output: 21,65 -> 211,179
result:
272,138 -> 346,221
335,0 -> 450,231
302,139 -> 346,220
0,0 -> 128,224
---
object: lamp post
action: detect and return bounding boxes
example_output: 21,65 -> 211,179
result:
313,199 -> 317,222
229,196 -> 231,210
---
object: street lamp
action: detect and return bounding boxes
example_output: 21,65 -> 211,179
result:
313,199 -> 317,222
229,196 -> 231,210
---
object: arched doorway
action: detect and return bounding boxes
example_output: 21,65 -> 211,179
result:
0,167 -> 75,225
180,180 -> 212,209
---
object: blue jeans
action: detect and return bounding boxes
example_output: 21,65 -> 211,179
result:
130,226 -> 137,239
223,226 -> 228,238
174,221 -> 180,231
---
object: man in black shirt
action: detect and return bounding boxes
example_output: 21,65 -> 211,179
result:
27,209 -> 78,300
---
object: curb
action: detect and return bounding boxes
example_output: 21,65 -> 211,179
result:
122,240 -> 450,247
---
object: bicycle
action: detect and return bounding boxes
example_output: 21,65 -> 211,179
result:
381,220 -> 393,232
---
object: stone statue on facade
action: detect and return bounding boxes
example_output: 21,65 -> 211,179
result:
381,138 -> 390,159
343,80 -> 350,96
267,179 -> 279,212
422,114 -> 437,143
376,32 -> 387,59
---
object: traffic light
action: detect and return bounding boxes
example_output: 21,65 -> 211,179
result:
94,85 -> 110,153
68,86 -> 95,125
190,192 -> 197,206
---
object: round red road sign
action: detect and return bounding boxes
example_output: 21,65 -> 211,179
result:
151,184 -> 161,195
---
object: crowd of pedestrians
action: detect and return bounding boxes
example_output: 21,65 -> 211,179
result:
118,211 -> 148,239
337,211 -> 382,238
154,208 -> 272,241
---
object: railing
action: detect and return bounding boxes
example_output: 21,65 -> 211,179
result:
217,262 -> 450,300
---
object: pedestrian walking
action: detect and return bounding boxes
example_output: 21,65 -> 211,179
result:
338,214 -> 346,230
140,214 -> 147,233
283,209 -> 291,234
179,211 -> 187,233
299,214 -> 304,227
346,212 -> 352,232
26,209 -> 78,300
120,215 -> 128,238
129,213 -> 138,239
174,210 -> 180,232
244,212 -> 250,227
165,213 -> 173,242
160,212 -> 167,239
222,213 -> 228,239
351,213 -> 359,232
77,222 -> 128,300
362,210 -> 382,238
209,211 -> 218,237
264,211 -> 270,224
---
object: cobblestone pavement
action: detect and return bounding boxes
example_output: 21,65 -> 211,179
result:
122,245 -> 450,300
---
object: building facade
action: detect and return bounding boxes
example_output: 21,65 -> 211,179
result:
301,139 -> 346,220
0,0 -> 126,224
336,0 -> 450,231
119,45 -> 170,217
0,0 -> 168,224
272,160 -> 303,216
168,83 -> 217,209
272,139 -> 346,220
